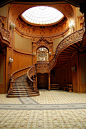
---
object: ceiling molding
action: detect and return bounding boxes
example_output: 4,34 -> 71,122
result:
0,0 -> 85,8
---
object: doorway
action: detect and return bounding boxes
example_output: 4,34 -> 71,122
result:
37,73 -> 48,89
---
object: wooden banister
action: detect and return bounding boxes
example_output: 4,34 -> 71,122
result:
8,66 -> 31,94
27,64 -> 39,93
27,64 -> 36,82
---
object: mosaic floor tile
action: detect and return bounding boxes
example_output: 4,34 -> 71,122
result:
0,90 -> 86,128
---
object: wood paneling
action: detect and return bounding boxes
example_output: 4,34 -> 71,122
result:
51,50 -> 79,92
0,5 -> 8,18
12,49 -> 32,73
80,57 -> 86,84
79,54 -> 86,93
15,32 -> 32,52
0,54 -> 5,93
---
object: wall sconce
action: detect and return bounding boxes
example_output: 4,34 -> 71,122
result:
10,22 -> 15,30
69,20 -> 75,32
33,53 -> 36,55
49,52 -> 51,55
71,66 -> 76,72
9,57 -> 13,63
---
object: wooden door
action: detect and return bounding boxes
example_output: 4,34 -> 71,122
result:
37,73 -> 48,89
0,55 -> 5,93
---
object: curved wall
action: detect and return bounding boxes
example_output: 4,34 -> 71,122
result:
12,31 -> 32,73
15,32 -> 32,52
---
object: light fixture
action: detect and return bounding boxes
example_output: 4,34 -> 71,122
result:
49,52 -> 51,55
71,66 -> 76,72
10,22 -> 15,30
69,20 -> 75,33
9,58 -> 13,63
33,53 -> 36,55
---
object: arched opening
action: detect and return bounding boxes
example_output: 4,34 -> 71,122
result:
37,47 -> 49,62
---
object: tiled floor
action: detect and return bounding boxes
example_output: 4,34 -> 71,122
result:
32,90 -> 86,104
0,94 -> 21,104
0,90 -> 86,129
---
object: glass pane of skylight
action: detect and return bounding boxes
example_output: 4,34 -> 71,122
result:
22,6 -> 64,25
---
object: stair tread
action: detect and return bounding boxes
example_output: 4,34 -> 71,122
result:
7,74 -> 39,98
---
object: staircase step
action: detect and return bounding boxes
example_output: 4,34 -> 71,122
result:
12,91 -> 27,93
7,74 -> 39,98
7,95 -> 29,97
9,92 -> 28,95
12,88 -> 32,90
13,86 -> 25,87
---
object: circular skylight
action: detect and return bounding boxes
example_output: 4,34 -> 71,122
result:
22,6 -> 64,25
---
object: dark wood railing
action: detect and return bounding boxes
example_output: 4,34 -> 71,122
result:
8,66 -> 31,94
27,64 -> 39,93
27,64 -> 36,82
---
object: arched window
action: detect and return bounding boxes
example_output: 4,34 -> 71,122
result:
37,47 -> 48,61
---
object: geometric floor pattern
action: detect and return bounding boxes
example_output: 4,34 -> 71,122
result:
0,90 -> 86,129
31,90 -> 86,104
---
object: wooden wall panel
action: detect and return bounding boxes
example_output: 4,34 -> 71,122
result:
5,47 -> 13,93
51,52 -> 79,91
12,50 -> 32,73
0,55 -> 5,93
0,57 -> 4,84
15,32 -> 32,53
79,54 -> 86,93
53,37 -> 63,53
0,5 -> 8,17
71,53 -> 79,92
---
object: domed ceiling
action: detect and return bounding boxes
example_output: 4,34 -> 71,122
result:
21,6 -> 64,25
9,4 -> 74,40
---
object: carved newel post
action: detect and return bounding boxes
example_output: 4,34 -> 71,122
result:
48,74 -> 50,90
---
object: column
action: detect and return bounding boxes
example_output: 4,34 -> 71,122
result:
48,74 -> 50,91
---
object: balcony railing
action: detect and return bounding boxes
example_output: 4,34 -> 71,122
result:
0,17 -> 10,44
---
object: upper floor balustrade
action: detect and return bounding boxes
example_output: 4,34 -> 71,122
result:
0,16 -> 10,45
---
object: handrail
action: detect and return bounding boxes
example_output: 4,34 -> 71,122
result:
27,64 -> 36,82
9,66 -> 31,92
49,29 -> 84,70
11,66 -> 31,81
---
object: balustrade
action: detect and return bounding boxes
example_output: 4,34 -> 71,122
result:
0,17 -> 10,43
8,66 -> 31,95
35,61 -> 50,74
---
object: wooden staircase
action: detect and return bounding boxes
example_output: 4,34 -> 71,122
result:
7,29 -> 84,97
7,74 -> 39,97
